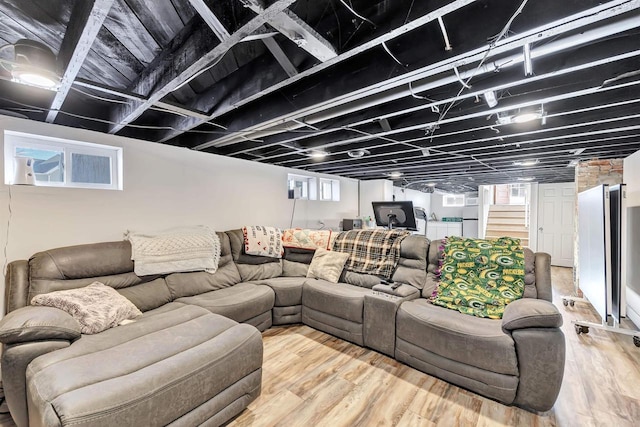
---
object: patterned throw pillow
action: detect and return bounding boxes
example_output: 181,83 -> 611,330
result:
306,248 -> 350,283
31,282 -> 142,334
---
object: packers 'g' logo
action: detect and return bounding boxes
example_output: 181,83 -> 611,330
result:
495,255 -> 515,266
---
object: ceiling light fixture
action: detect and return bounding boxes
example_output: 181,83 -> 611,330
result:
386,172 -> 403,178
524,43 -> 533,76
483,90 -> 498,108
9,39 -> 60,90
567,159 -> 580,168
571,148 -> 586,155
517,176 -> 536,182
308,150 -> 328,159
347,149 -> 370,158
513,159 -> 540,166
512,111 -> 542,123
421,148 -> 431,157
426,182 -> 437,187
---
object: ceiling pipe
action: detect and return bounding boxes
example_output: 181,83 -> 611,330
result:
201,0 -> 639,149
437,17 -> 453,51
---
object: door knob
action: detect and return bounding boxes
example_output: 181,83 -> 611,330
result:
538,227 -> 543,232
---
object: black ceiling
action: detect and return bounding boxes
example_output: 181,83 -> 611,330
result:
0,0 -> 639,193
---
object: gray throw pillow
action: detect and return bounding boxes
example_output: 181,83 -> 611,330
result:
306,248 -> 350,283
31,282 -> 142,334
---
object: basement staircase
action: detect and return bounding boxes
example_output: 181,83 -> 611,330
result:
485,205 -> 530,247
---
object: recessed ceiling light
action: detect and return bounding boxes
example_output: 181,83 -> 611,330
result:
517,176 -> 536,181
308,150 -> 328,158
386,171 -> 403,178
513,159 -> 539,166
347,149 -> 370,158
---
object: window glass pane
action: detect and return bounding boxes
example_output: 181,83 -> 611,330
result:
321,181 -> 332,200
16,147 -> 64,183
71,153 -> 111,184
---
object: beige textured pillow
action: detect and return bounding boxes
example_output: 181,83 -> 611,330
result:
306,248 -> 350,283
31,282 -> 142,335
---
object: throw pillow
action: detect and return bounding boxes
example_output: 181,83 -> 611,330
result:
306,248 -> 350,283
31,282 -> 142,334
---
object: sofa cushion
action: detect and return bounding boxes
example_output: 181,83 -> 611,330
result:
31,282 -> 142,334
302,280 -> 373,324
227,229 -> 282,281
307,248 -> 349,283
396,299 -> 518,376
282,247 -> 314,277
391,235 -> 428,289
176,283 -> 275,323
26,304 -> 263,427
257,277 -> 304,307
117,278 -> 172,312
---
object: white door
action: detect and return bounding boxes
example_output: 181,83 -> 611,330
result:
537,183 -> 575,267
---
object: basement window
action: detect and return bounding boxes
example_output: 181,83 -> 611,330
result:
319,178 -> 340,201
443,193 -> 465,207
287,173 -> 317,200
4,131 -> 123,190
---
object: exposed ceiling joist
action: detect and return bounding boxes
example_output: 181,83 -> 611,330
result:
45,0 -> 114,123
203,0 -> 639,150
237,47 -> 640,158
242,0 -> 336,62
108,0 -> 296,134
155,0 -> 481,143
261,36 -> 298,77
72,78 -> 211,121
188,2 -> 298,79
187,0 -> 230,40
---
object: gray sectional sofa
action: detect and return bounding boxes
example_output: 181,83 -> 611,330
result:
0,230 -> 565,426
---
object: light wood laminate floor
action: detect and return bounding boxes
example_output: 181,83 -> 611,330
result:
1,267 -> 639,426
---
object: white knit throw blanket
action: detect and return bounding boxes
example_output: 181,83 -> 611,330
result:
125,226 -> 221,276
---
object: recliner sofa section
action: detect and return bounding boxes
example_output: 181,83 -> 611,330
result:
1,231 -> 565,427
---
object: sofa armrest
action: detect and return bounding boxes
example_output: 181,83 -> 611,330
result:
2,340 -> 71,427
534,252 -> 553,302
501,298 -> 562,333
0,306 -> 81,345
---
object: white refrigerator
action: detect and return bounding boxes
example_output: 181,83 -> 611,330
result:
462,206 -> 479,238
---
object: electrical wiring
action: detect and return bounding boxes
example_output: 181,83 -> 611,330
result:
382,42 -> 405,67
338,0 -> 376,27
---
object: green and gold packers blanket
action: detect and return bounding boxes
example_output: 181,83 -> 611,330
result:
430,236 -> 525,319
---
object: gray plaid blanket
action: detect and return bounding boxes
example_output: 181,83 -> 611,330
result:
332,229 -> 410,279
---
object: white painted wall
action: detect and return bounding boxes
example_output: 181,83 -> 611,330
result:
358,179 -> 393,223
0,116 -> 358,315
430,192 -> 464,220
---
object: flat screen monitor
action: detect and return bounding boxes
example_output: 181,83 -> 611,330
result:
372,201 -> 418,230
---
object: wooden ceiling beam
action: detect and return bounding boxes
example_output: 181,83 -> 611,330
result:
187,0 -> 231,40
262,36 -> 298,77
154,0 -> 481,145
242,0 -> 336,62
108,0 -> 296,134
45,0 -> 114,124
189,1 -> 297,77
